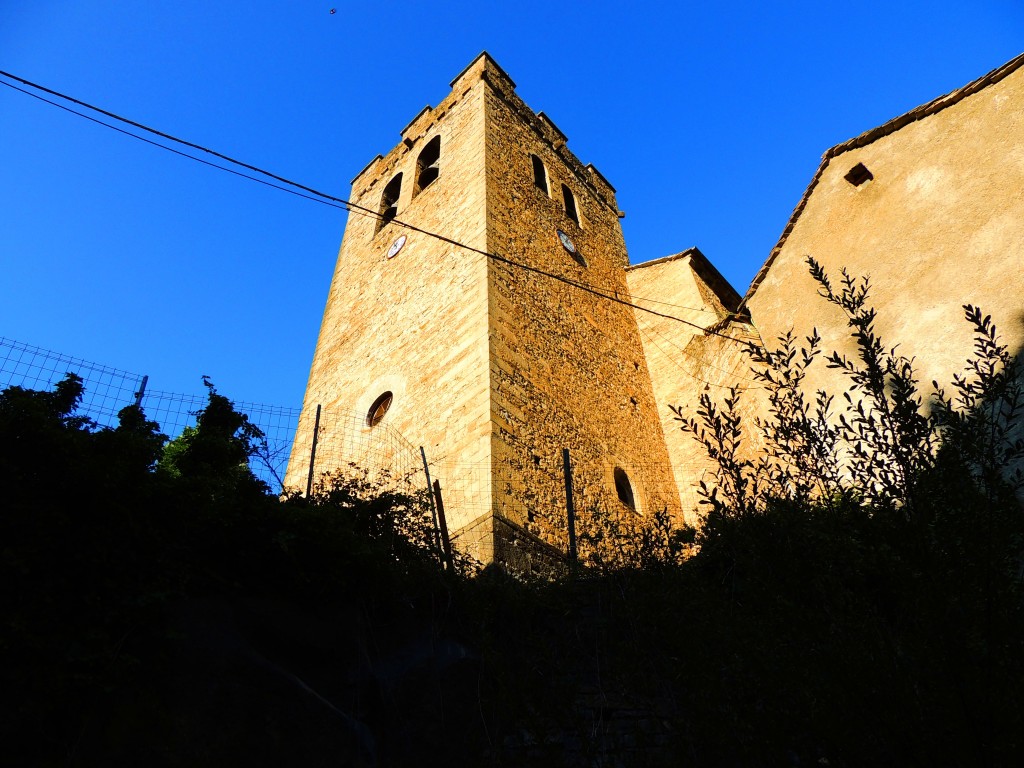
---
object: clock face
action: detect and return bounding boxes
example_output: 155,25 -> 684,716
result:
556,229 -> 576,253
386,235 -> 407,259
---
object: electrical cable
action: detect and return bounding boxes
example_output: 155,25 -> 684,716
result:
0,79 -> 349,212
627,294 -> 721,316
639,321 -> 765,387
0,70 -> 353,209
636,323 -> 760,392
0,68 -> 756,345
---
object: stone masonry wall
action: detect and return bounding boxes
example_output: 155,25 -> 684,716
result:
287,52 -> 1024,563
481,64 -> 682,554
284,59 -> 495,560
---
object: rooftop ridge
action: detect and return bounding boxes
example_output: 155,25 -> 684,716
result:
625,247 -> 703,271
829,51 -> 1024,158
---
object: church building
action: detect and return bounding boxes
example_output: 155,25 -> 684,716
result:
286,52 -> 1024,568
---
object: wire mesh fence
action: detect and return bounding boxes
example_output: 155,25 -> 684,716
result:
285,404 -> 428,500
1,336 -> 708,547
0,336 -> 146,427
0,336 -> 301,492
141,388 -> 303,492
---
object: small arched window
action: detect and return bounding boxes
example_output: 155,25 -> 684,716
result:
366,391 -> 393,428
562,184 -> 579,226
377,173 -> 402,233
531,154 -> 548,195
614,467 -> 636,512
415,136 -> 441,195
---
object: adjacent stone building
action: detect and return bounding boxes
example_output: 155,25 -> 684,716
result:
287,51 -> 1024,566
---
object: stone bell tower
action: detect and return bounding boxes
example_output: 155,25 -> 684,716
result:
286,53 -> 681,567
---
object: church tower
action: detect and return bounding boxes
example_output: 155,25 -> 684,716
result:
286,53 -> 681,567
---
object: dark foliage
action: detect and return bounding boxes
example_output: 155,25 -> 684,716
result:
2,260 -> 1022,766
0,378 -> 458,767
667,259 -> 1024,765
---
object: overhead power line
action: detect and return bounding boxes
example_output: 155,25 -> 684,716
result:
0,68 -> 755,346
0,79 -> 345,211
0,70 -> 351,210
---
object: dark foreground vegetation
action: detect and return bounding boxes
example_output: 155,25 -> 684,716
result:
3,264 -> 1023,767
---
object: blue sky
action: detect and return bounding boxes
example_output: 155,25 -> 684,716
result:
1,1 -> 1022,409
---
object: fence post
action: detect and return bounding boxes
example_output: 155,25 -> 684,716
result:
133,375 -> 148,408
305,404 -> 322,498
563,448 -> 578,568
420,446 -> 443,560
432,479 -> 454,573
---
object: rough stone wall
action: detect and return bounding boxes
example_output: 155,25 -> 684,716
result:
492,516 -> 569,580
481,64 -> 682,553
746,61 -> 1024,408
626,253 -> 764,522
284,59 -> 495,560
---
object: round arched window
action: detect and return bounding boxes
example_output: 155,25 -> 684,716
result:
366,391 -> 393,428
614,467 -> 636,512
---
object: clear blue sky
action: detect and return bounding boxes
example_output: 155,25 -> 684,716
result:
2,1 -> 1022,409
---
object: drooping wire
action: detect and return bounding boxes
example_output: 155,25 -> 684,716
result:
638,320 -> 766,388
0,68 -> 756,345
636,323 -> 762,392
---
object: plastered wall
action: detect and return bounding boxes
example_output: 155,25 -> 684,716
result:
626,252 -> 762,522
747,61 -> 1024,406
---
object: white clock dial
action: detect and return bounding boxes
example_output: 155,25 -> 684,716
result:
386,235 -> 407,259
557,229 -> 576,253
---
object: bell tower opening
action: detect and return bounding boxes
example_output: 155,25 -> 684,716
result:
376,173 -> 403,232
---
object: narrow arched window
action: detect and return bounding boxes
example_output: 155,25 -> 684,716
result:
562,184 -> 579,225
531,154 -> 548,195
415,136 -> 441,195
377,173 -> 402,233
614,467 -> 636,512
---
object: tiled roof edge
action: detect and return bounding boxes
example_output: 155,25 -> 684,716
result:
740,52 -> 1024,309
